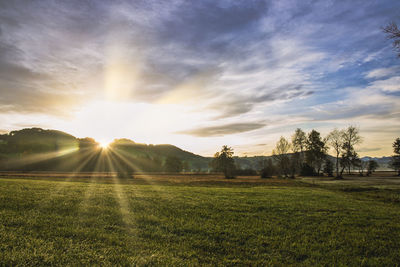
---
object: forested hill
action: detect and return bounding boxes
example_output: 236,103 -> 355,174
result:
0,128 -> 209,172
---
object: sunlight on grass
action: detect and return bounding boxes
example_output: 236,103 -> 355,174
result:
78,149 -> 109,214
46,149 -> 99,195
104,151 -> 136,230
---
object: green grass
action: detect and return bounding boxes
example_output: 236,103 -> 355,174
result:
1,176 -> 400,265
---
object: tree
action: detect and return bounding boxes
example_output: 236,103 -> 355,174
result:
182,161 -> 190,172
164,156 -> 183,173
383,22 -> 400,57
323,159 -> 334,177
393,138 -> 400,155
288,155 -> 299,178
340,148 -> 359,177
305,130 -> 327,175
354,158 -> 367,176
326,128 -> 344,178
292,128 -> 307,155
272,137 -> 291,178
300,163 -> 316,176
339,126 -> 362,177
210,146 -> 236,178
151,156 -> 163,172
367,160 -> 379,176
259,158 -> 276,178
116,158 -> 135,179
291,128 -> 307,177
78,137 -> 98,150
389,138 -> 400,176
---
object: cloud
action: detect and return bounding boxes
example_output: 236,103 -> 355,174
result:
367,76 -> 400,92
305,82 -> 400,122
358,147 -> 382,153
207,85 -> 314,119
365,67 -> 400,79
309,101 -> 394,121
149,0 -> 269,60
0,52 -> 82,115
177,122 -> 266,137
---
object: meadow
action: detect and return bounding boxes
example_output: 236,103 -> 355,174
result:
1,173 -> 400,266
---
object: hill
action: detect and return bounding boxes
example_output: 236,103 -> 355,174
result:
0,128 -> 210,172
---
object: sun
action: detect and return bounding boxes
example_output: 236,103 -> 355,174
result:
98,141 -> 110,149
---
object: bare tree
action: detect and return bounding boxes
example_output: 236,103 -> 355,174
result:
340,126 -> 362,177
272,137 -> 291,178
292,128 -> 307,173
383,22 -> 400,57
354,158 -> 368,176
326,128 -> 344,178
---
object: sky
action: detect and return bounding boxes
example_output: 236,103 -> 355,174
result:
0,0 -> 399,157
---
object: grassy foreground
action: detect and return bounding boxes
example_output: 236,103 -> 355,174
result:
1,175 -> 400,265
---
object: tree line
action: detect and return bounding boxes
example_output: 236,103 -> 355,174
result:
211,126 -> 400,179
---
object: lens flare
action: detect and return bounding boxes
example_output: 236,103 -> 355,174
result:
99,141 -> 110,149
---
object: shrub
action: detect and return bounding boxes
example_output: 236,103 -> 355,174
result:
300,163 -> 316,176
323,159 -> 334,177
260,159 -> 276,178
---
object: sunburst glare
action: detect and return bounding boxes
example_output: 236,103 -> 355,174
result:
99,141 -> 110,149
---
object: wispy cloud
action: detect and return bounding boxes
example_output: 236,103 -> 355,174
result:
177,122 -> 266,137
367,76 -> 400,92
358,147 -> 382,153
365,67 -> 399,79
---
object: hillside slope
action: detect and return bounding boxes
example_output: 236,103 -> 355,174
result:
0,128 -> 210,172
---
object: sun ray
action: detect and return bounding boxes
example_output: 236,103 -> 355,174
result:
109,146 -> 162,187
78,147 -> 110,216
23,148 -> 104,236
4,146 -> 79,170
41,149 -> 100,197
104,151 -> 136,229
107,146 -> 168,203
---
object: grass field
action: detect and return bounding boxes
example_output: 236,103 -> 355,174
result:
1,173 -> 400,265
